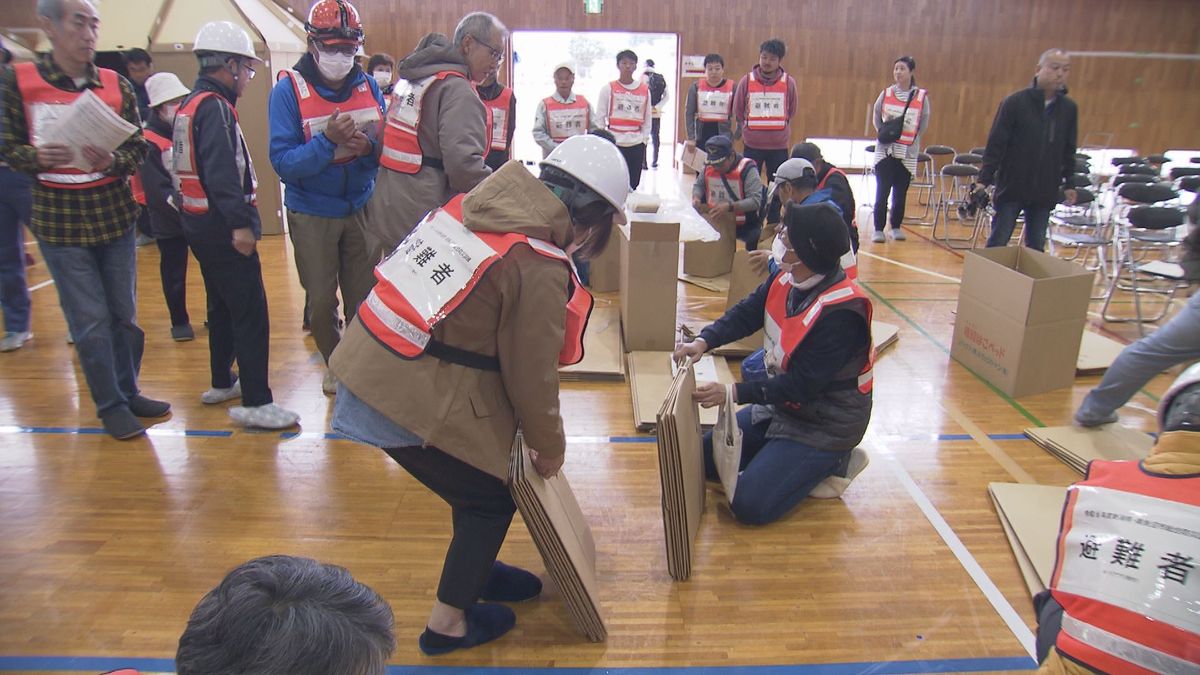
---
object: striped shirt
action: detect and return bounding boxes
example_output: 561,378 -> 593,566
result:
0,54 -> 147,246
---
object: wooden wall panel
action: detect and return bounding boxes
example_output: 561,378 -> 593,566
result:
7,0 -> 1199,153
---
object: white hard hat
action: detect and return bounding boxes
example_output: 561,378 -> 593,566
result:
540,135 -> 630,224
144,72 -> 191,108
193,21 -> 261,62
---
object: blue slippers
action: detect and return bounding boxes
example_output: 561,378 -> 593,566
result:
480,561 -> 543,603
419,603 -> 516,656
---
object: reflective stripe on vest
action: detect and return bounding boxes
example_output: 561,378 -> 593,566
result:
703,157 -> 756,226
606,80 -> 649,132
13,62 -> 123,189
697,80 -> 734,122
761,274 -> 874,392
880,86 -> 925,146
1049,460 -> 1200,675
357,194 -> 593,366
745,71 -> 789,131
172,91 -> 257,215
281,70 -> 382,165
482,86 -> 513,152
380,71 -> 466,173
130,129 -> 173,207
544,95 -> 590,142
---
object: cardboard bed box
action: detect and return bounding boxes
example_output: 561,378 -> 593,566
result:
683,209 -> 736,278
951,246 -> 1093,398
620,214 -> 681,352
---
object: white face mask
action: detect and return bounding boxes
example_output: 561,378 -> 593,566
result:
791,272 -> 825,290
372,70 -> 392,87
771,234 -> 788,263
317,50 -> 355,81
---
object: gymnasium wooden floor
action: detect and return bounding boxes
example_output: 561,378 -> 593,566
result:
0,168 -> 1180,674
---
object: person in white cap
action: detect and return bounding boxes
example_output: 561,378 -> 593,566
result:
133,72 -> 194,342
532,61 -> 597,158
329,135 -> 629,655
174,20 -> 299,430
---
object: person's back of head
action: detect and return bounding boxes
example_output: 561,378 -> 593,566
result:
539,135 -> 630,258
1159,363 -> 1200,435
176,555 -> 396,675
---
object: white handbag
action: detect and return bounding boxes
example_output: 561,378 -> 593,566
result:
712,383 -> 743,504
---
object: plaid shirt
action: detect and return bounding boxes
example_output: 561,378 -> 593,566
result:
0,53 -> 147,246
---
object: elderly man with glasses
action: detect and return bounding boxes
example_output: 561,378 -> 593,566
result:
365,11 -> 507,262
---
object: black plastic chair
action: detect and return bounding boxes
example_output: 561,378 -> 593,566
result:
1169,166 -> 1200,180
1112,156 -> 1146,167
1119,163 -> 1159,176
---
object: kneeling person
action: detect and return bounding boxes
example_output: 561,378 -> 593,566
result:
676,203 -> 874,525
692,134 -> 764,250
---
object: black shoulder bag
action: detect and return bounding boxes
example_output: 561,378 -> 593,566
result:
877,87 -> 916,144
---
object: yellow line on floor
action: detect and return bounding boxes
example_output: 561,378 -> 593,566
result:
859,250 -> 962,283
943,400 -> 1038,484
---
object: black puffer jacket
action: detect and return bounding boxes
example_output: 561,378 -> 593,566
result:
979,79 -> 1077,207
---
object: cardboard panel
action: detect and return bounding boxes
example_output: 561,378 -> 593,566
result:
683,210 -> 736,277
1076,330 -> 1126,375
619,220 -> 680,352
587,227 -> 622,293
988,482 -> 1068,596
560,306 -> 624,381
1024,425 -> 1155,473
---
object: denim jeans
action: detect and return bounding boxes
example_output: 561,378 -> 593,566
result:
986,199 -> 1051,251
702,406 -> 847,525
0,167 -> 33,333
1076,292 -> 1200,424
38,229 -> 144,417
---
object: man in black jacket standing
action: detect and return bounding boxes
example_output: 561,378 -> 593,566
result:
978,48 -> 1078,251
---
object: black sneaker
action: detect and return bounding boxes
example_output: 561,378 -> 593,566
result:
171,324 -> 195,342
128,395 -> 171,418
101,407 -> 145,440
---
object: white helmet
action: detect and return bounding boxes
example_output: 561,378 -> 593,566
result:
540,135 -> 630,224
193,21 -> 261,62
145,72 -> 191,108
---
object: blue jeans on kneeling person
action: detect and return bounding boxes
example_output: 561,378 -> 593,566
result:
703,406 -> 848,525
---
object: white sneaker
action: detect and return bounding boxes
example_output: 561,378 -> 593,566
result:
229,403 -> 300,430
871,231 -> 886,243
0,331 -> 32,352
322,369 -> 337,396
201,379 -> 242,405
810,447 -> 870,499
891,228 -> 907,241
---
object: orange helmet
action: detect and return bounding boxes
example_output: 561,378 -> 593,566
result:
305,0 -> 363,46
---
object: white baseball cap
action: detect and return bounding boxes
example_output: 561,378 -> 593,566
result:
553,61 -> 575,75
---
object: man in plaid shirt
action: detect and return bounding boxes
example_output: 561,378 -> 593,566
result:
0,0 -> 170,439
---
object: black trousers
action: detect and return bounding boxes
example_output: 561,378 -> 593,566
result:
384,444 -> 517,610
696,122 -> 720,152
188,238 -> 273,407
155,235 -> 191,327
618,143 -> 646,189
873,156 -> 912,231
744,146 -> 788,184
649,118 -> 662,166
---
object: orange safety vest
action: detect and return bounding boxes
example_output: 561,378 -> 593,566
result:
762,273 -> 874,394
380,70 -> 467,173
278,70 -> 382,165
172,91 -> 258,215
357,194 -> 593,367
745,71 -> 790,131
544,95 -> 591,142
696,79 -> 734,123
880,86 -> 926,146
703,157 -> 757,226
130,128 -> 172,207
1048,460 -> 1200,675
13,62 -> 124,189
605,80 -> 650,133
481,86 -> 513,152
815,167 -> 859,280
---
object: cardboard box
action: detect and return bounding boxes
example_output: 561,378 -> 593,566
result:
620,213 -> 680,352
586,226 -> 622,293
683,209 -> 736,277
678,142 -> 701,175
951,247 -> 1093,398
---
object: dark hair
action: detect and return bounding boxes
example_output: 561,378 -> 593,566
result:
645,58 -> 655,68
176,555 -> 396,675
759,39 -> 786,59
366,53 -> 394,73
124,47 -> 152,66
703,53 -> 724,67
616,49 -> 637,64
894,55 -> 917,85
540,165 -> 616,260
0,45 -> 10,65
588,128 -> 617,145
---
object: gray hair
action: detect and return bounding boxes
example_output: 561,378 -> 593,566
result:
36,0 -> 95,21
452,12 -> 508,47
1038,48 -> 1069,65
176,555 -> 396,675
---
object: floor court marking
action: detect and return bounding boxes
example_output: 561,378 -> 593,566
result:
857,250 -> 961,283
28,279 -> 54,291
868,435 -> 1038,661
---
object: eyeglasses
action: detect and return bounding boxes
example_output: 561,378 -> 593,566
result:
319,43 -> 358,57
472,34 -> 505,63
241,60 -> 256,79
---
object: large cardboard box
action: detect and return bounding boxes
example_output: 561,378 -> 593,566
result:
587,226 -> 622,293
678,142 -> 705,175
951,247 -> 1093,398
620,213 -> 680,352
683,209 -> 736,277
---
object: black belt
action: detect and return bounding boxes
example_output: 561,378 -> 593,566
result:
425,339 -> 500,371
421,156 -> 444,171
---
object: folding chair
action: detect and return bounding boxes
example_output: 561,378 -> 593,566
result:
1101,183 -> 1187,333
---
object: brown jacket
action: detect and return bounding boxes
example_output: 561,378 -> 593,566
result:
330,162 -> 575,481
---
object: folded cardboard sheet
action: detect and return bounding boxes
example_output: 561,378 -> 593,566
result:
655,362 -> 706,581
678,273 -> 730,293
1075,330 -> 1126,376
1024,424 -> 1155,474
628,352 -> 734,431
560,306 -> 625,381
988,482 -> 1068,596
